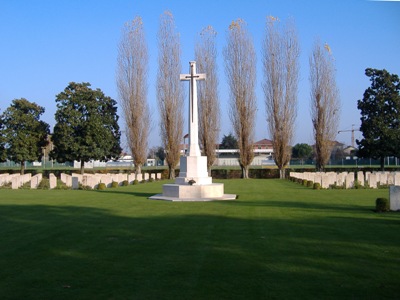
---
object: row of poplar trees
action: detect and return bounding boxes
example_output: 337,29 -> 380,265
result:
117,12 -> 340,179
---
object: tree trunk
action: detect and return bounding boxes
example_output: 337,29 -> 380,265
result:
279,168 -> 286,179
207,166 -> 212,177
316,162 -> 324,172
168,165 -> 175,179
380,156 -> 385,171
20,161 -> 25,175
135,164 -> 142,180
241,165 -> 249,179
80,160 -> 85,175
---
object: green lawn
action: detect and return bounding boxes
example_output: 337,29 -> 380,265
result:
0,180 -> 399,299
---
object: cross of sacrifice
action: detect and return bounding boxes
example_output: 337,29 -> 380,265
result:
180,61 -> 206,157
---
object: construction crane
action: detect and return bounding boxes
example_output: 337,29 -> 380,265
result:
338,124 -> 360,148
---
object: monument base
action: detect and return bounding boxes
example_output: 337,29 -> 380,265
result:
149,153 -> 236,202
149,183 -> 236,202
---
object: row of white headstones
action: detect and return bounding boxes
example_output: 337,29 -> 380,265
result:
290,171 -> 400,211
289,171 -> 400,189
0,172 -> 161,190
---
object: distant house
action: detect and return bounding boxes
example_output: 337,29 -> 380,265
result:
178,138 -> 275,166
343,146 -> 357,156
252,139 -> 274,157
253,138 -> 273,150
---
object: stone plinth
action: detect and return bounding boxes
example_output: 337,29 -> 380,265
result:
175,156 -> 212,185
150,183 -> 236,202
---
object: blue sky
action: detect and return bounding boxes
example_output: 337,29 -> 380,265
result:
1,0 -> 399,151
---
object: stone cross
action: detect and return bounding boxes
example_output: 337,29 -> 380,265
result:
180,61 -> 206,157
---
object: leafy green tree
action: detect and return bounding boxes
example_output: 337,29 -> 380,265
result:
51,82 -> 122,174
155,146 -> 166,165
0,113 -> 6,162
148,146 -> 165,165
357,68 -> 400,170
1,99 -> 50,174
292,143 -> 313,163
220,133 -> 239,149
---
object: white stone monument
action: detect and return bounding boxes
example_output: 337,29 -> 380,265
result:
150,61 -> 236,201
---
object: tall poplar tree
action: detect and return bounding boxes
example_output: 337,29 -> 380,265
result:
223,19 -> 257,178
157,11 -> 183,179
117,16 -> 150,177
309,40 -> 340,171
263,16 -> 300,179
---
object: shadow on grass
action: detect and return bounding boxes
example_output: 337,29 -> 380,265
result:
0,203 -> 399,300
222,199 -> 372,213
94,189 -> 156,198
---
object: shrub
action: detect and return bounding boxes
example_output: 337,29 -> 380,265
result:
0,182 -> 12,189
375,198 -> 389,212
353,180 -> 364,190
307,180 -> 313,187
302,180 -> 307,186
122,180 -> 129,186
377,183 -> 389,189
111,181 -> 119,188
97,183 -> 107,190
329,183 -> 344,190
38,178 -> 50,190
56,180 -> 69,190
149,177 -> 154,183
133,180 -> 139,185
79,184 -> 92,190
21,182 -> 31,189
313,182 -> 321,190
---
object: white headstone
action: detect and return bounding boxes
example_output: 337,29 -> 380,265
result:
11,175 -> 20,189
389,186 -> 400,211
321,174 -> 330,189
30,174 -> 43,189
72,176 -> 80,189
387,172 -> 395,185
395,172 -> 400,185
357,171 -> 365,187
49,173 -> 57,189
136,173 -> 143,182
345,173 -> 354,189
368,173 -> 377,189
128,173 -> 135,184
